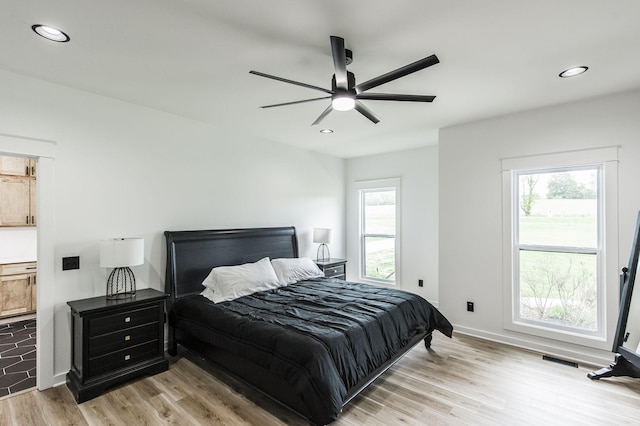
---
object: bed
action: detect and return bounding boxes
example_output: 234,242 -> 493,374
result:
164,226 -> 453,425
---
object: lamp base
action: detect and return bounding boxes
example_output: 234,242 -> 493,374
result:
106,267 -> 137,299
316,243 -> 330,262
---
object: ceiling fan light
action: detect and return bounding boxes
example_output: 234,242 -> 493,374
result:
332,95 -> 355,111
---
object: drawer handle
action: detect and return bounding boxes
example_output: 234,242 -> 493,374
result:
124,335 -> 131,341
124,317 -> 131,323
124,354 -> 131,361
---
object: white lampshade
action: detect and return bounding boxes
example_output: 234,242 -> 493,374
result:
313,228 -> 332,244
100,238 -> 144,268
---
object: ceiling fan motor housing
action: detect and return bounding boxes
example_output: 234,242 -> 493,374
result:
332,72 -> 356,92
345,48 -> 353,65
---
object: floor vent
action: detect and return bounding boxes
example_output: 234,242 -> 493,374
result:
543,355 -> 579,368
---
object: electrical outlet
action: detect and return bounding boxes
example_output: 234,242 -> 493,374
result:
418,279 -> 424,287
62,256 -> 80,271
467,301 -> 474,312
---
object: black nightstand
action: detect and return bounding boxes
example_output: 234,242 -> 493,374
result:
315,258 -> 347,280
66,288 -> 169,403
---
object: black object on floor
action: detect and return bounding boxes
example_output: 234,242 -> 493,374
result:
0,319 -> 36,398
543,354 -> 579,368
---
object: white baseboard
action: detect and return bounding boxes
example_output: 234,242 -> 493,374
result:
52,372 -> 67,388
453,325 -> 615,368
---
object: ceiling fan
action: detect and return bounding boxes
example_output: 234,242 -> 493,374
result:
249,36 -> 439,125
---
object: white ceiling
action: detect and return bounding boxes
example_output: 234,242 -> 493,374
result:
2,1 -> 640,158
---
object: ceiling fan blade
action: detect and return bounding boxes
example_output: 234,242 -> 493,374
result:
250,70 -> 333,94
355,54 -> 440,94
355,101 -> 380,124
330,36 -> 348,90
312,104 -> 333,125
259,96 -> 331,109
357,93 -> 436,102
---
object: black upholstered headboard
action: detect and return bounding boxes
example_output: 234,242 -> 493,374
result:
164,226 -> 298,308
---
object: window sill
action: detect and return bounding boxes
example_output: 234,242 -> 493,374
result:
505,319 -> 609,350
358,277 -> 396,287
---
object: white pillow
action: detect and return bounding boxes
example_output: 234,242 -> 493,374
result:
201,257 -> 282,303
271,257 -> 324,285
200,286 -> 216,302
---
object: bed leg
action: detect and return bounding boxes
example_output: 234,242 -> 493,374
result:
167,327 -> 177,356
168,341 -> 177,356
424,334 -> 433,349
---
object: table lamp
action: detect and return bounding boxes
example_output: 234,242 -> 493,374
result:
313,228 -> 332,262
100,238 -> 144,299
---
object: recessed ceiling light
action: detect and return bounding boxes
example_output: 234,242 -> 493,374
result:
32,24 -> 70,42
320,129 -> 334,134
559,66 -> 588,78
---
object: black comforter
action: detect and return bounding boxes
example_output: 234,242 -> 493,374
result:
170,278 -> 453,424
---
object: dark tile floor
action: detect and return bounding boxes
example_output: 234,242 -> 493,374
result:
0,319 -> 36,398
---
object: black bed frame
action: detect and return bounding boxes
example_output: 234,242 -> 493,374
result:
164,226 -> 431,424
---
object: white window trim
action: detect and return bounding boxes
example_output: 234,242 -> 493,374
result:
355,178 -> 401,286
501,146 -> 619,350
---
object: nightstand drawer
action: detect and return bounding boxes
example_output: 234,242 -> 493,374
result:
89,322 -> 159,357
88,340 -> 159,377
324,264 -> 345,277
315,258 -> 347,280
89,305 -> 159,336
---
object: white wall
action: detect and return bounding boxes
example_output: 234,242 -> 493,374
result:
346,146 -> 439,303
439,89 -> 640,365
0,69 -> 345,385
0,228 -> 37,263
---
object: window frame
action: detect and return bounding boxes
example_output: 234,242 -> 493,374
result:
501,147 -> 618,350
356,178 -> 401,286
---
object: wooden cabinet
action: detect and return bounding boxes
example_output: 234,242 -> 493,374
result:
66,289 -> 169,403
30,178 -> 36,226
0,156 -> 35,177
31,272 -> 37,311
0,176 -> 35,226
0,262 -> 37,318
315,258 -> 347,280
0,156 -> 36,227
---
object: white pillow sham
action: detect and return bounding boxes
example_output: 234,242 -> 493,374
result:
201,257 -> 282,303
271,257 -> 324,285
200,286 -> 216,302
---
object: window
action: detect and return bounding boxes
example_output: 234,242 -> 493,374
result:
501,147 -> 618,347
515,166 -> 601,334
357,178 -> 400,285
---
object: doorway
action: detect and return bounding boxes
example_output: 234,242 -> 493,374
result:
0,133 -> 55,393
0,153 -> 38,397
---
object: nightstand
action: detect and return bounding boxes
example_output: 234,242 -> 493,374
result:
315,258 -> 347,280
66,288 -> 169,403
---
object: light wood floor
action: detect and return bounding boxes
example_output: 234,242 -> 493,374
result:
2,333 -> 640,425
